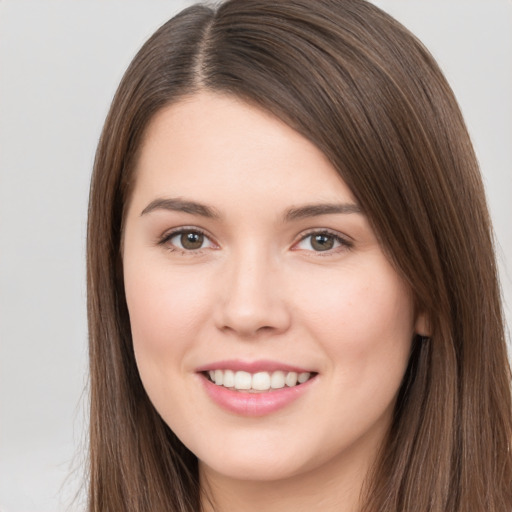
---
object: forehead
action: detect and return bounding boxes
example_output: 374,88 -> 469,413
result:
132,92 -> 355,208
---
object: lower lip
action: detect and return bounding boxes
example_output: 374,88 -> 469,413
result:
199,374 -> 316,417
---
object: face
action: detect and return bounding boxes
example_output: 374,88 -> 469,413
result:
122,92 -> 424,486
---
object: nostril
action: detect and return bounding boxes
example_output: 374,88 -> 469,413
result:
216,299 -> 292,338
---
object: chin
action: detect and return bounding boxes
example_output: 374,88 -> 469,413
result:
200,454 -> 308,483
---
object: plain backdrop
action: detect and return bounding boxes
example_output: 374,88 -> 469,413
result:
0,1 -> 511,511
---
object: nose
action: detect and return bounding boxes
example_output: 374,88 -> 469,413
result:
214,247 -> 291,339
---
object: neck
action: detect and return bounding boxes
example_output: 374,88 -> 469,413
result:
199,443 -> 378,512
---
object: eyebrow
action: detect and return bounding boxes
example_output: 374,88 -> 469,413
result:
140,197 -> 362,221
283,202 -> 362,222
140,197 -> 221,218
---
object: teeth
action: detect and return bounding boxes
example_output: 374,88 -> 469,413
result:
298,372 -> 310,384
270,371 -> 285,389
285,371 -> 298,387
207,370 -> 312,391
252,372 -> 271,391
223,369 -> 235,388
234,371 -> 252,390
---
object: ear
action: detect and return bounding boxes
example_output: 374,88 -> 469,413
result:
414,311 -> 431,337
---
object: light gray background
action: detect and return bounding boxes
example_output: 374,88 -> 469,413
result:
0,1 -> 510,511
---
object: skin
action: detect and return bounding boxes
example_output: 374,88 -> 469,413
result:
122,92 -> 428,512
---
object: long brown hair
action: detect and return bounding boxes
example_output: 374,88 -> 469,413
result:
86,0 -> 512,510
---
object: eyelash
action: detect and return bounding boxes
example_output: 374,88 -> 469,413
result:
293,229 -> 353,255
157,227 -> 353,255
158,227 -> 215,255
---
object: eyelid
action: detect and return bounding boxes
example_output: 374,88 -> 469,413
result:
157,226 -> 218,251
156,226 -> 352,254
292,228 -> 353,253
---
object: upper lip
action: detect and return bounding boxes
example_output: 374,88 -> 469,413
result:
195,359 -> 315,374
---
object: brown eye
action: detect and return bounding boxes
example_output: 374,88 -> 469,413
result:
310,234 -> 335,251
180,231 -> 204,250
164,229 -> 215,252
294,231 -> 350,253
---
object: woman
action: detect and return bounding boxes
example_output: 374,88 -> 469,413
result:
86,0 -> 512,510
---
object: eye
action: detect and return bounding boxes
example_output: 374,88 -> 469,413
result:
294,231 -> 351,253
161,228 -> 216,252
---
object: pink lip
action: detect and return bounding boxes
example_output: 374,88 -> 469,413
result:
197,372 -> 317,418
196,359 -> 313,374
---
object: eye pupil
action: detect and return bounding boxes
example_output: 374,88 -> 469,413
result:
180,232 -> 204,250
311,234 -> 334,251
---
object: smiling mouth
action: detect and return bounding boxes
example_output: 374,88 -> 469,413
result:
203,369 -> 317,393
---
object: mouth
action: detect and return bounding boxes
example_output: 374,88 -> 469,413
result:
197,362 -> 318,416
203,369 -> 317,393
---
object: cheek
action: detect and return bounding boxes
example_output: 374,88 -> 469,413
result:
293,261 -> 415,382
286,263 -> 415,454
124,261 -> 213,371
123,261 -> 218,435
